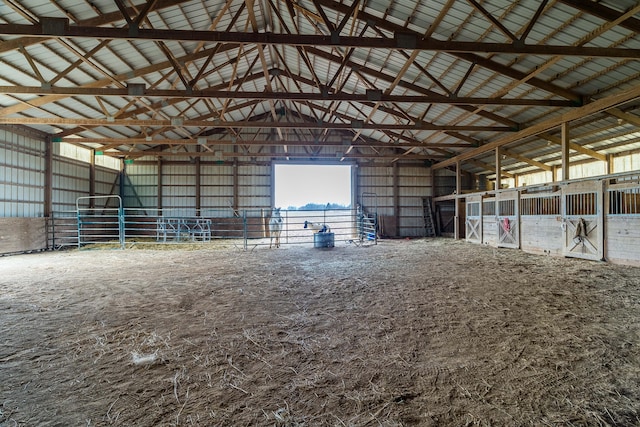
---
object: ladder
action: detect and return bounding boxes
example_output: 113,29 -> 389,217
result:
423,197 -> 437,237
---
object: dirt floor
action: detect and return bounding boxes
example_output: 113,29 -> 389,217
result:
1,238 -> 640,426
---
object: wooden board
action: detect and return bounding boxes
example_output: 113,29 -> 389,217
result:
0,217 -> 47,254
605,216 -> 640,266
520,217 -> 563,256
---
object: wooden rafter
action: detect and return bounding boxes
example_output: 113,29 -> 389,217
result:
2,24 -> 639,61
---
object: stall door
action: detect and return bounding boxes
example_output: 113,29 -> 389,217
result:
497,190 -> 519,249
465,195 -> 482,244
562,181 -> 604,261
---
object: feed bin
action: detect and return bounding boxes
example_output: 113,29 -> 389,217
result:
313,232 -> 335,249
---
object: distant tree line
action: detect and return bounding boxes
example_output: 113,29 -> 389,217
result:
286,202 -> 351,210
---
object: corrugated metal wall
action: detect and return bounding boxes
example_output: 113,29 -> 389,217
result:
4,125 -> 640,247
237,164 -> 270,209
123,162 -> 158,209
398,166 -> 432,237
52,155 -> 90,211
0,128 -> 45,217
201,163 -> 233,214
124,161 -> 272,216
357,164 -> 432,237
52,145 -> 120,211
162,163 -> 196,215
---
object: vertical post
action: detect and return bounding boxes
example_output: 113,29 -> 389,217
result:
44,135 -> 53,218
454,160 -> 462,240
243,209 -> 247,251
393,162 -> 399,238
195,156 -> 201,216
561,122 -> 570,181
233,159 -> 239,213
606,154 -> 614,175
157,158 -> 163,214
118,196 -> 125,249
495,147 -> 502,190
89,149 -> 96,209
44,136 -> 53,248
431,165 -> 436,197
119,162 -> 125,201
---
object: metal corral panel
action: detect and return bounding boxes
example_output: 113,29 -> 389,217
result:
0,129 -> 46,217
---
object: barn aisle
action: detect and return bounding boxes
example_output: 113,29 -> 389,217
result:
1,239 -> 639,426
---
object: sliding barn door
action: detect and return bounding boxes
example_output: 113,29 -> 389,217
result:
497,190 -> 519,249
465,195 -> 482,244
562,181 -> 604,261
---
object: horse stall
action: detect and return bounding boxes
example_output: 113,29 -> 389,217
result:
465,194 -> 482,244
496,189 -> 519,249
561,180 -> 604,261
481,196 -> 498,246
605,175 -> 640,266
520,187 -> 563,256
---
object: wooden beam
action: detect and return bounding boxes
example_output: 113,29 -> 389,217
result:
561,122 -> 570,181
0,85 -> 576,106
117,150 -> 446,160
61,137 -> 472,149
1,24 -> 639,59
1,117 -> 512,132
433,83 -> 640,169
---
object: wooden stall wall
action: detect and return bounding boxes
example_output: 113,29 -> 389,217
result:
0,218 -> 46,254
481,197 -> 498,246
605,175 -> 640,266
520,189 -> 563,256
465,195 -> 482,244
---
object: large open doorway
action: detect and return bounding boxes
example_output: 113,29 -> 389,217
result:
273,163 -> 355,244
274,163 -> 353,210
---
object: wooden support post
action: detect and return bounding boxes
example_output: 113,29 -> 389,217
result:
44,135 -> 52,219
89,149 -> 96,208
393,162 -> 399,228
195,156 -> 201,216
495,146 -> 502,190
430,166 -> 436,197
157,158 -> 163,213
607,154 -> 614,175
561,122 -> 570,181
233,159 -> 239,212
454,160 -> 462,240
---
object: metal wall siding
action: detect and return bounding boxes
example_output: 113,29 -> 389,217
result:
51,155 -> 91,211
0,129 -> 46,217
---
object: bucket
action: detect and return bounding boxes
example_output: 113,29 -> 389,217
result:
313,232 -> 335,249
